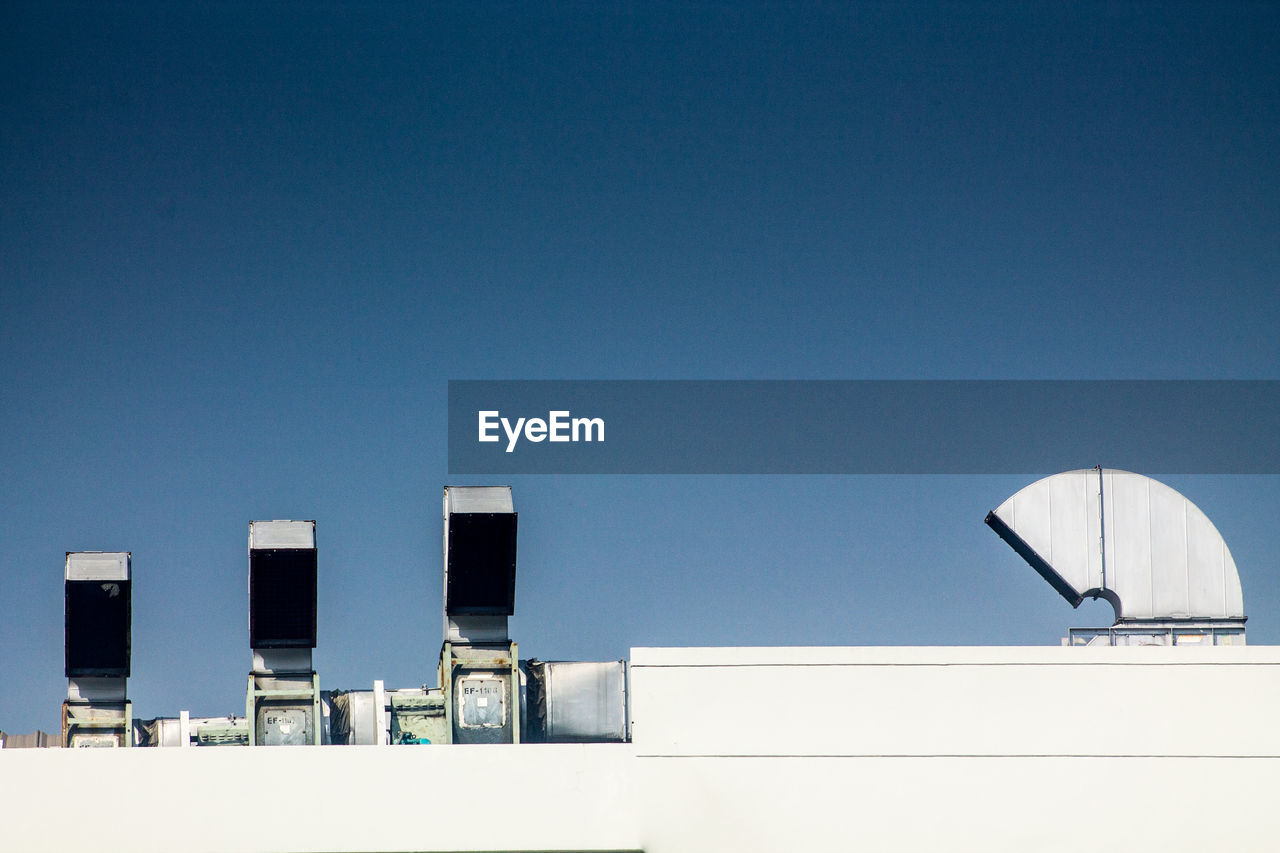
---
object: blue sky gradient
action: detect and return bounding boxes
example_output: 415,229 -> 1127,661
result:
2,2 -> 1278,732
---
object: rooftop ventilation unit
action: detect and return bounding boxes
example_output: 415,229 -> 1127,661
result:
136,713 -> 250,747
63,552 -> 132,747
443,486 -> 518,642
440,487 -> 521,744
246,521 -> 321,745
329,681 -> 447,746
249,520 -> 318,649
986,468 -> 1246,645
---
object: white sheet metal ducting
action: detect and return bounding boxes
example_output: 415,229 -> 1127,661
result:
986,468 -> 1244,621
329,690 -> 380,746
65,552 -> 129,581
67,678 -> 127,702
137,715 -> 247,747
248,520 -> 316,550
328,686 -> 444,745
445,486 -> 514,515
252,649 -> 315,675
527,661 -> 629,743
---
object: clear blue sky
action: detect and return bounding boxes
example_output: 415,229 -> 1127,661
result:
2,2 -> 1278,733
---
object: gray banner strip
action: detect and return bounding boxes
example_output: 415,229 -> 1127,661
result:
447,381 -> 1280,474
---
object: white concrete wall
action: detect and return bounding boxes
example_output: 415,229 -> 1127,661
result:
628,645 -> 1280,757
0,743 -> 640,853
3,645 -> 1279,852
628,646 -> 1280,853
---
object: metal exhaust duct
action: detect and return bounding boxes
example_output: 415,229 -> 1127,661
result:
249,520 -> 318,649
246,521 -> 321,745
987,468 -> 1246,645
440,486 -> 521,744
443,486 -> 518,644
63,552 -> 132,747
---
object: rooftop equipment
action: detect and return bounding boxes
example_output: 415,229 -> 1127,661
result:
439,487 -> 521,744
50,490 -> 629,750
524,660 -> 628,743
246,521 -> 321,745
986,467 -> 1246,645
63,552 -> 132,747
136,713 -> 250,747
329,681 -> 447,746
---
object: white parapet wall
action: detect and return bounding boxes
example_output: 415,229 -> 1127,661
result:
3,645 -> 1280,852
0,743 -> 641,852
628,645 -> 1280,853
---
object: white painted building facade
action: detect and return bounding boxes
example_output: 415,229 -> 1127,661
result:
3,643 -> 1278,852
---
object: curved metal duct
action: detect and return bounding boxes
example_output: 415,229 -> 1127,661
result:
985,468 -> 1244,622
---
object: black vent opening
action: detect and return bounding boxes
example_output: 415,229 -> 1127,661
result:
65,579 -> 131,677
250,548 -> 317,648
446,513 -> 517,615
